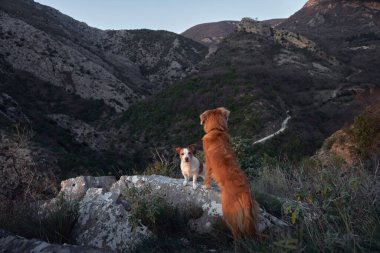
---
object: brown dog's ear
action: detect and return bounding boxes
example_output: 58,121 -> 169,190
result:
175,146 -> 182,155
189,143 -> 197,154
200,110 -> 209,125
217,107 -> 230,120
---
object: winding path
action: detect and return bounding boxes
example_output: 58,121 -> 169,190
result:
253,115 -> 291,145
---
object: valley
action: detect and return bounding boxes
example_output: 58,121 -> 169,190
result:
1,0 -> 379,179
0,0 -> 379,252
0,0 -> 380,198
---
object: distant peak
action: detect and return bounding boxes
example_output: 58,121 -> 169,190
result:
237,17 -> 273,36
304,0 -> 330,7
305,0 -> 321,7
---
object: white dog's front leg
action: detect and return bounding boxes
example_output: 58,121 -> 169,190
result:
183,175 -> 189,186
192,174 -> 198,189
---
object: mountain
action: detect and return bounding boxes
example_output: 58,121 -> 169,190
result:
182,21 -> 239,48
1,1 -> 379,251
1,0 -> 379,180
181,19 -> 285,54
101,29 -> 207,88
279,0 -> 380,84
0,0 -> 207,181
117,17 -> 377,167
0,0 -> 207,111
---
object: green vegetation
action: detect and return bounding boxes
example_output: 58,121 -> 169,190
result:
0,62 -> 126,178
143,161 -> 179,178
231,135 -> 306,176
123,185 -> 203,235
347,112 -> 380,160
116,68 -> 285,169
0,195 -> 79,244
124,185 -> 234,253
126,155 -> 380,252
246,158 -> 380,252
114,30 -> 347,170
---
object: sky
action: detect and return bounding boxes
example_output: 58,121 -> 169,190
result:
35,0 -> 306,34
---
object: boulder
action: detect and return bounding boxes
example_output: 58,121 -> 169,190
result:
111,175 -> 224,234
72,188 -> 151,252
40,175 -> 289,252
0,229 -> 110,253
111,175 -> 289,234
59,176 -> 116,201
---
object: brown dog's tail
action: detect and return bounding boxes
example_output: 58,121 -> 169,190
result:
222,189 -> 259,240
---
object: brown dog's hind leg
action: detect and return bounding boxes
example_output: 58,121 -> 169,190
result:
204,166 -> 212,189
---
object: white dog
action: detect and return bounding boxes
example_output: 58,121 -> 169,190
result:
175,144 -> 205,189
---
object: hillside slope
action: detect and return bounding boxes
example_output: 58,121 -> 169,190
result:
0,0 -> 207,178
0,0 -> 208,109
182,19 -> 286,56
182,21 -> 239,47
117,18 -> 374,167
279,0 -> 380,84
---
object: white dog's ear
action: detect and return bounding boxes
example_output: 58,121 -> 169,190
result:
175,146 -> 182,155
217,107 -> 230,120
200,110 -> 209,125
189,143 -> 197,154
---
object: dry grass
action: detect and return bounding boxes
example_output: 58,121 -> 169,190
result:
248,157 -> 380,252
0,195 -> 79,244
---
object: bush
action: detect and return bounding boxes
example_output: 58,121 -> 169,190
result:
124,185 -> 236,252
144,161 -> 177,177
248,158 -> 380,252
347,112 -> 380,160
123,185 -> 202,236
0,195 -> 79,244
231,136 -> 259,171
142,149 -> 181,178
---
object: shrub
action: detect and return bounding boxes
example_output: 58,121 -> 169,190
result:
144,161 -> 176,177
231,136 -> 258,171
123,185 -> 202,236
0,195 -> 79,244
347,112 -> 380,160
249,158 -> 380,252
123,185 -> 236,252
142,148 -> 181,178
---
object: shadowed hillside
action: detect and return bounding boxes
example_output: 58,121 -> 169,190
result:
0,0 -> 207,178
117,18 -> 375,168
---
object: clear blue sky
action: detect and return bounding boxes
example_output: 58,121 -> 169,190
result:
35,0 -> 306,33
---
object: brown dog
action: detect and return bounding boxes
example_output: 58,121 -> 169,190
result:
200,107 -> 259,240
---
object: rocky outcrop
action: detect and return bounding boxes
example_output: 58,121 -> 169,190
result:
0,11 -> 138,112
0,175 -> 292,252
237,18 -> 338,65
102,30 -> 208,87
317,129 -> 356,165
72,187 -> 152,252
279,0 -> 380,86
317,102 -> 380,165
59,176 -> 116,201
0,0 -> 207,105
237,18 -> 273,37
41,175 -> 289,252
182,19 -> 284,52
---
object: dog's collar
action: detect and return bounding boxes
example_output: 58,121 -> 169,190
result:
208,128 -> 224,133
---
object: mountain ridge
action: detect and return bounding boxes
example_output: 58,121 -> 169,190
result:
1,0 -> 379,181
0,0 -> 207,179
